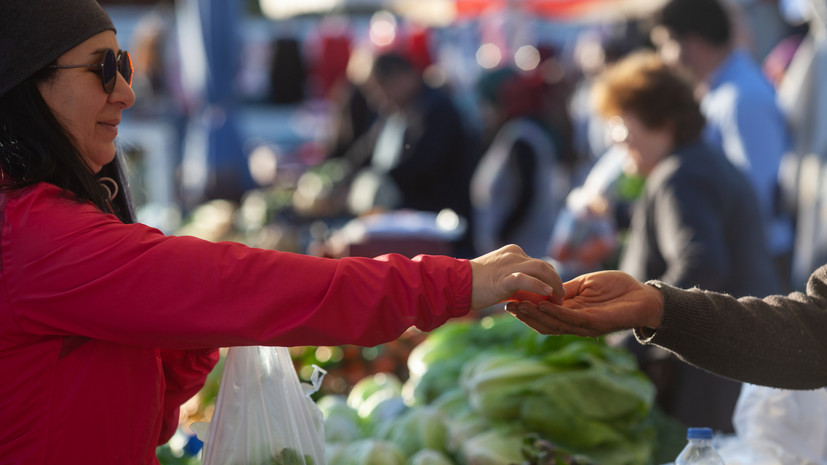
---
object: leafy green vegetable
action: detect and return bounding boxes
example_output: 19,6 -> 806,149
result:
429,388 -> 469,419
317,395 -> 365,443
328,439 -> 407,465
325,443 -> 348,465
529,368 -> 653,425
347,372 -> 403,419
518,433 -> 596,465
415,315 -> 658,465
408,449 -> 455,465
271,447 -> 315,465
319,314 -> 670,465
405,316 -> 534,405
516,354 -> 656,464
461,427 -> 528,465
364,394 -> 408,436
378,406 -> 449,457
446,408 -> 493,454
461,352 -> 555,420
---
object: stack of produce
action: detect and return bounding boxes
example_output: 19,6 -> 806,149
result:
316,314 -> 674,465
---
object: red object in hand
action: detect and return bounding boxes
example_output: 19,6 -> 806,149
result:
503,290 -> 554,305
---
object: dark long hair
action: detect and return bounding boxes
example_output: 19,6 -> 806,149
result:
0,68 -> 135,223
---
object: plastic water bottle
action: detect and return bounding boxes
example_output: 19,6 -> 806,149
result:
675,427 -> 724,465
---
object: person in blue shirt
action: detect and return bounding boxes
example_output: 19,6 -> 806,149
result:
651,0 -> 795,289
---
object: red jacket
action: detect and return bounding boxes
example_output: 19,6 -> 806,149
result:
0,183 -> 472,464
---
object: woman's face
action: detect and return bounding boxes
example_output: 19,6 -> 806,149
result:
609,113 -> 674,176
36,31 -> 135,173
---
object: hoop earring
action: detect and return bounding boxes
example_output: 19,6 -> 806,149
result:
98,176 -> 119,201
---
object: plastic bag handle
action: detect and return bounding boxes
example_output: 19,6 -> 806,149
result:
302,364 -> 328,397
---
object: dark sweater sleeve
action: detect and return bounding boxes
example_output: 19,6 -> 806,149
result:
634,265 -> 827,389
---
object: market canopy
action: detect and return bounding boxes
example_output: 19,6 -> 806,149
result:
259,0 -> 666,25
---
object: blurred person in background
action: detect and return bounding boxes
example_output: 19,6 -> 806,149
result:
469,67 -> 572,258
568,19 -> 647,164
651,0 -> 795,290
589,51 -> 783,431
730,0 -> 800,63
547,20 -> 648,280
269,35 -> 307,105
129,8 -> 174,116
774,0 -> 827,290
322,45 -> 378,162
0,1 -> 565,462
341,52 -> 477,255
762,33 -> 805,87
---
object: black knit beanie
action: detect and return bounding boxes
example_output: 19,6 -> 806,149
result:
0,0 -> 115,98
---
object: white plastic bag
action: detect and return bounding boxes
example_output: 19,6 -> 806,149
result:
198,346 -> 327,465
717,384 -> 827,465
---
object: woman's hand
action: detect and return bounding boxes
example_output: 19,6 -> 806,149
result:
469,244 -> 565,310
505,270 -> 664,336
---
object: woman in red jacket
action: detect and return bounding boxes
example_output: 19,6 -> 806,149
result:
0,1 -> 563,463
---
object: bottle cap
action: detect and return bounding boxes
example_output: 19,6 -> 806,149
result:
687,427 -> 713,439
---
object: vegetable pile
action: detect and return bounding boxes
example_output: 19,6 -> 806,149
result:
317,314 -> 667,465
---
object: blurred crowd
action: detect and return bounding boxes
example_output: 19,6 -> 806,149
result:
119,0 -> 827,440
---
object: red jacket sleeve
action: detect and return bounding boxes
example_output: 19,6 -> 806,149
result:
3,184 -> 473,350
157,348 -> 220,444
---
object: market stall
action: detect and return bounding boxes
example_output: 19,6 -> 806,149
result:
159,312 -> 687,465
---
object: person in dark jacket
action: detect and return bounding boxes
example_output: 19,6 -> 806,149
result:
505,53 -> 827,391
586,51 -> 783,431
343,52 -> 477,253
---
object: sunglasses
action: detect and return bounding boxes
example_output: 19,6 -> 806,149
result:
50,49 -> 133,94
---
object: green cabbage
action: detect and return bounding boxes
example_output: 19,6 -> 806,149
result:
445,409 -> 493,454
328,439 -> 407,465
518,348 -> 656,465
429,388 -> 469,418
325,443 -> 348,465
460,428 -> 527,465
405,316 -> 534,405
347,372 -> 403,419
333,315 -> 664,465
407,449 -> 455,465
364,395 -> 408,436
457,336 -> 656,465
378,406 -> 449,457
460,352 -> 555,420
317,395 -> 364,443
272,448 -> 316,465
